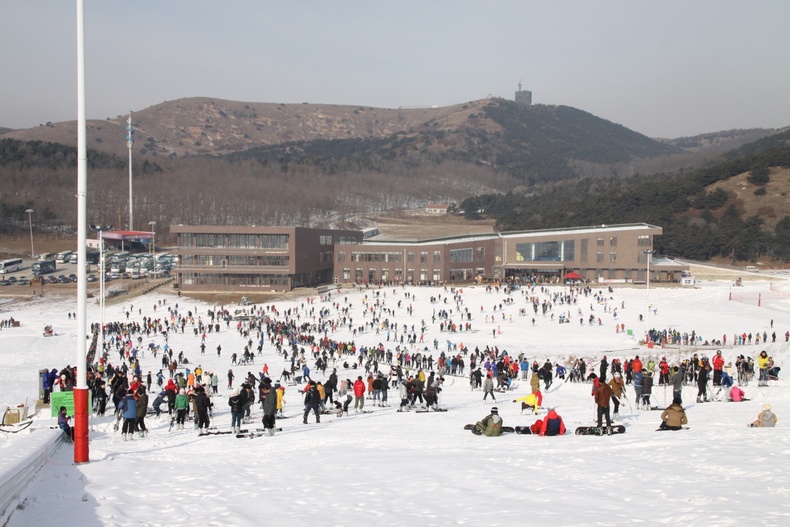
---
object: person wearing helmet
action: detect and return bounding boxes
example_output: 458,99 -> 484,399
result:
473,406 -> 503,436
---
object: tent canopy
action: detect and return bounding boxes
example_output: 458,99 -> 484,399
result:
564,271 -> 583,280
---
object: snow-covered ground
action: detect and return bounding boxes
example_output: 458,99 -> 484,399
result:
1,277 -> 789,527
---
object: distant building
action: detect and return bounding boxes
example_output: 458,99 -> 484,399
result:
425,203 -> 449,214
515,81 -> 532,106
168,222 -> 688,292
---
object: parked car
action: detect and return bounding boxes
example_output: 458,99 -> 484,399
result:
86,274 -> 97,282
59,276 -> 70,283
17,278 -> 30,285
69,274 -> 78,282
47,276 -> 59,284
7,276 -> 17,284
0,279 -> 10,286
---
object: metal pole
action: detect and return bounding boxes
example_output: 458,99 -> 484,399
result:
26,209 -> 34,258
127,112 -> 134,230
99,231 -> 105,356
74,0 -> 89,464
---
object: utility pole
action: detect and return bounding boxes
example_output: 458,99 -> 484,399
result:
126,112 -> 134,230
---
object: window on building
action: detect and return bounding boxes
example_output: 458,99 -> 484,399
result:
433,251 -> 441,263
343,268 -> 351,280
260,234 -> 289,249
450,248 -> 473,263
597,238 -> 605,246
319,235 -> 333,246
420,252 -> 428,263
609,252 -> 617,263
580,239 -> 588,263
637,235 -> 651,247
476,247 -> 485,262
610,236 -> 617,247
596,251 -> 604,263
337,251 -> 345,262
407,252 -> 415,263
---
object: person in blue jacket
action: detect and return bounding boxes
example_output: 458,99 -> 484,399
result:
57,406 -> 73,441
118,389 -> 138,441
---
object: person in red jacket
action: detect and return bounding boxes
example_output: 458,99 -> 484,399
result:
538,408 -> 566,436
353,376 -> 366,413
712,350 -> 725,385
658,358 -> 670,385
631,356 -> 643,374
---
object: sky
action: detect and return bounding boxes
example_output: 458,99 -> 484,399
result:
1,266 -> 789,525
1,1 -> 789,138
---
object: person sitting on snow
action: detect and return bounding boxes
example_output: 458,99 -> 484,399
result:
530,408 -> 566,436
473,406 -> 503,436
659,396 -> 688,430
729,384 -> 747,402
750,403 -> 777,428
513,389 -> 543,414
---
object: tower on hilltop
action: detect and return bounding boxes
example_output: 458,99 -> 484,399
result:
515,81 -> 532,106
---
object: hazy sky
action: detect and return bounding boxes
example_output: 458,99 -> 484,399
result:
2,1 -> 788,138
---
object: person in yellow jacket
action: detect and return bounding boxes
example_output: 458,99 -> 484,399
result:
514,390 -> 543,414
757,350 -> 770,386
275,382 -> 286,417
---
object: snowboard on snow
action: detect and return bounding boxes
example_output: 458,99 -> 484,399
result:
514,426 -> 534,435
415,408 -> 448,413
575,425 -> 626,436
236,428 -> 282,438
202,429 -> 249,436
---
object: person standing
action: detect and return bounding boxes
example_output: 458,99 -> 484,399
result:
303,381 -> 321,424
353,376 -> 366,412
608,372 -> 626,420
697,360 -> 711,403
599,356 -> 609,383
594,379 -> 613,432
712,350 -> 725,386
135,386 -> 149,438
671,365 -> 684,404
228,388 -> 244,433
659,397 -> 688,430
194,386 -> 211,435
482,373 -> 496,403
261,380 -> 278,435
119,389 -> 138,441
174,388 -> 189,430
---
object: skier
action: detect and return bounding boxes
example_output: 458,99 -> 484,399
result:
641,371 -> 654,409
472,406 -> 503,436
659,397 -> 688,430
353,376 -> 366,412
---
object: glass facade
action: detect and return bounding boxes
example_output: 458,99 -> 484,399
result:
515,241 -> 575,262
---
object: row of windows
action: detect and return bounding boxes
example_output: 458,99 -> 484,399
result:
180,234 -> 289,249
180,273 -> 290,286
340,268 -> 485,282
181,255 -> 290,266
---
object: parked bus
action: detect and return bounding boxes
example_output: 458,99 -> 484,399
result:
68,251 -> 101,265
56,251 -> 73,263
32,259 -> 57,277
0,258 -> 23,274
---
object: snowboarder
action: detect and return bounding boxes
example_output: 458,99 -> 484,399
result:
473,406 -> 503,436
594,380 -> 613,431
303,381 -> 321,424
261,380 -> 278,435
536,408 -> 566,436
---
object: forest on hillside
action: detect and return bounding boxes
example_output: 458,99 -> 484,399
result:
460,130 -> 790,262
